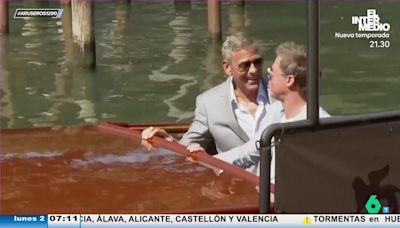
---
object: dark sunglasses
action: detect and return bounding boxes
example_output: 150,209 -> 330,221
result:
237,57 -> 263,71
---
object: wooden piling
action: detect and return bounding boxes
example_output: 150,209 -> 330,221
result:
71,0 -> 95,68
0,0 -> 9,35
61,1 -> 74,66
207,0 -> 221,42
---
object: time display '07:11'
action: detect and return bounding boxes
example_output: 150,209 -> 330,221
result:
49,215 -> 79,222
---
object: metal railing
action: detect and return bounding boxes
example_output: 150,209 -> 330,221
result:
258,0 -> 400,213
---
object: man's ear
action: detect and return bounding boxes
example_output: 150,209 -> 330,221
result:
286,75 -> 296,88
222,60 -> 232,76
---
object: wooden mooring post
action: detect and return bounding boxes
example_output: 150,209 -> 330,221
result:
71,0 -> 95,68
0,0 -> 9,35
207,0 -> 221,42
60,0 -> 74,65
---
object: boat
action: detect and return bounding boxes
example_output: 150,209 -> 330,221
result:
0,122 -> 261,214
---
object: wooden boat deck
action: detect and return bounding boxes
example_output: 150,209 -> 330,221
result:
0,123 -> 259,214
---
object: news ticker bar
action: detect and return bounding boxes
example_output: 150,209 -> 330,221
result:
1,214 -> 400,227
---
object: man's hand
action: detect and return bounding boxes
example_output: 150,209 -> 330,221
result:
140,139 -> 156,150
139,126 -> 174,150
141,126 -> 173,141
187,143 -> 205,153
185,143 -> 204,162
186,143 -> 223,175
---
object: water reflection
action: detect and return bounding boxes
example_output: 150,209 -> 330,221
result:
36,4 -> 75,126
201,40 -> 223,90
71,70 -> 98,124
228,2 -> 245,34
0,37 -> 15,128
149,3 -> 196,121
114,0 -> 131,40
98,0 -> 131,60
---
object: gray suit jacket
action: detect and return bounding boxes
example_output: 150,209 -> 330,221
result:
180,78 -> 269,154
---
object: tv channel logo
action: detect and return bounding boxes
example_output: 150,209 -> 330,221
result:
365,195 -> 391,214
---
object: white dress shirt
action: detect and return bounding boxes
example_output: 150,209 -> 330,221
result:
215,102 -> 331,182
229,77 -> 269,138
214,100 -> 283,174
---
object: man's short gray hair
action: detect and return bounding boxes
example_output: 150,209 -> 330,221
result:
221,33 -> 261,61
